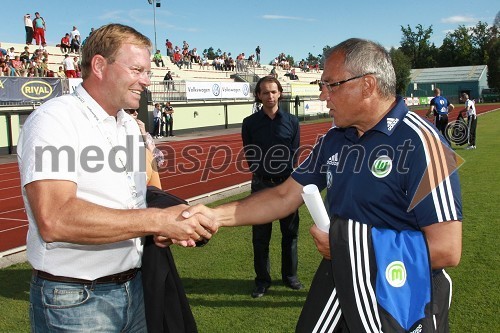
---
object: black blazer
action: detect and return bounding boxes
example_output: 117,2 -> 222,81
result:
143,186 -> 198,333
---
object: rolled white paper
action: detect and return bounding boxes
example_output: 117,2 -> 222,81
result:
301,184 -> 330,233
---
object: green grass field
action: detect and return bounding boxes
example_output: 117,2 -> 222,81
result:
1,110 -> 499,332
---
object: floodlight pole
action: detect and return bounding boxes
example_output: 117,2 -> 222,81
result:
153,0 -> 158,52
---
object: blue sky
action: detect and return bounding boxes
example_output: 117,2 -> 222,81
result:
1,1 -> 497,64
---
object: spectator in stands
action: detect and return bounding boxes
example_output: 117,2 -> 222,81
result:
60,33 -> 71,53
165,38 -> 173,58
270,66 -> 278,79
40,58 -> 49,77
0,43 -> 6,56
12,56 -> 25,77
56,66 -> 66,78
24,13 -> 34,45
173,50 -> 182,69
32,12 -> 46,46
248,54 -> 256,68
63,53 -> 77,78
289,68 -> 299,80
70,35 -> 81,54
70,26 -> 81,44
32,56 -> 44,77
20,46 -> 31,68
183,53 -> 192,69
199,54 -> 209,70
256,45 -> 261,64
153,49 -> 165,67
191,48 -> 200,63
37,44 -> 49,61
0,55 -> 5,76
7,47 -> 15,59
163,70 -> 174,90
74,56 -> 81,77
81,28 -> 94,49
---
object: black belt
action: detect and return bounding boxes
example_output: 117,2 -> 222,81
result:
33,268 -> 139,285
253,174 -> 289,184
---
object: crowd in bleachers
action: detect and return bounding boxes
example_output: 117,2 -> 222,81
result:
0,11 -> 92,79
164,38 -> 261,73
0,42 -> 81,78
1,12 -> 321,81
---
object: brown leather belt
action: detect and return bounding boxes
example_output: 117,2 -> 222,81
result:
33,268 -> 139,285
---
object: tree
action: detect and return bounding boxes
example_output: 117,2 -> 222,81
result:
202,47 -> 217,60
306,53 -> 320,66
390,48 -> 412,95
399,24 -> 437,68
438,25 -> 474,67
471,21 -> 493,64
487,38 -> 500,90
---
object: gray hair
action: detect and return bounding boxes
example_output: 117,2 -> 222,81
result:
324,38 -> 396,98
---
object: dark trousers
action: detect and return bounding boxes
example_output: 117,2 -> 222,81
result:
152,117 -> 160,136
468,115 -> 477,146
25,26 -> 33,44
251,174 -> 299,287
435,114 -> 449,144
167,119 -> 173,136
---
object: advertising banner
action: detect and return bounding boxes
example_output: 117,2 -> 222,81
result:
0,77 -> 63,103
303,100 -> 329,115
185,82 -> 251,100
290,83 -> 321,97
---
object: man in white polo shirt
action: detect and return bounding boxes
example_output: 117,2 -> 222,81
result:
17,23 -> 216,332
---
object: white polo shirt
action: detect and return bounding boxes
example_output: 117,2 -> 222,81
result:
465,99 -> 476,117
17,84 -> 147,280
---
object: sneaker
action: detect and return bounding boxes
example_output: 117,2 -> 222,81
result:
465,145 -> 474,150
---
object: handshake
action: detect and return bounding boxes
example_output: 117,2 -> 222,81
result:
152,203 -> 219,248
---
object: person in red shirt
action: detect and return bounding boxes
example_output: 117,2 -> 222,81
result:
60,33 -> 71,53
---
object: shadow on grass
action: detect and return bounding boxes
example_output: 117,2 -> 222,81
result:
182,278 -> 308,307
0,266 -> 31,301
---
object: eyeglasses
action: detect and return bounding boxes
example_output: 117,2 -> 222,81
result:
113,61 -> 153,80
318,72 -> 376,93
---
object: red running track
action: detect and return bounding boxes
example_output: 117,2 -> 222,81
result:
1,104 -> 498,254
0,122 -> 331,253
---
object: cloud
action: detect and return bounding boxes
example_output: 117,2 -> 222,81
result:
441,16 -> 477,24
98,10 -> 124,21
262,14 -> 316,22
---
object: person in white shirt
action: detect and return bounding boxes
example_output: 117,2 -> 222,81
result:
461,92 -> 477,149
70,26 -> 81,43
18,23 -> 216,332
24,13 -> 34,44
62,53 -> 76,78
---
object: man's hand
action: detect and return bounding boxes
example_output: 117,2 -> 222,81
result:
156,204 -> 218,245
310,224 -> 331,260
181,204 -> 218,226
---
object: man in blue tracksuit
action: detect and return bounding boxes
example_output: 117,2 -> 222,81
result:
184,38 -> 462,332
427,88 -> 455,145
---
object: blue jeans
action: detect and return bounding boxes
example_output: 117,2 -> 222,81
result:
30,271 -> 147,332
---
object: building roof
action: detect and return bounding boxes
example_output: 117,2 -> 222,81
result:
410,65 -> 487,83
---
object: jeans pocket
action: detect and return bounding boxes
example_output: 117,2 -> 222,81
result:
42,283 -> 89,309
